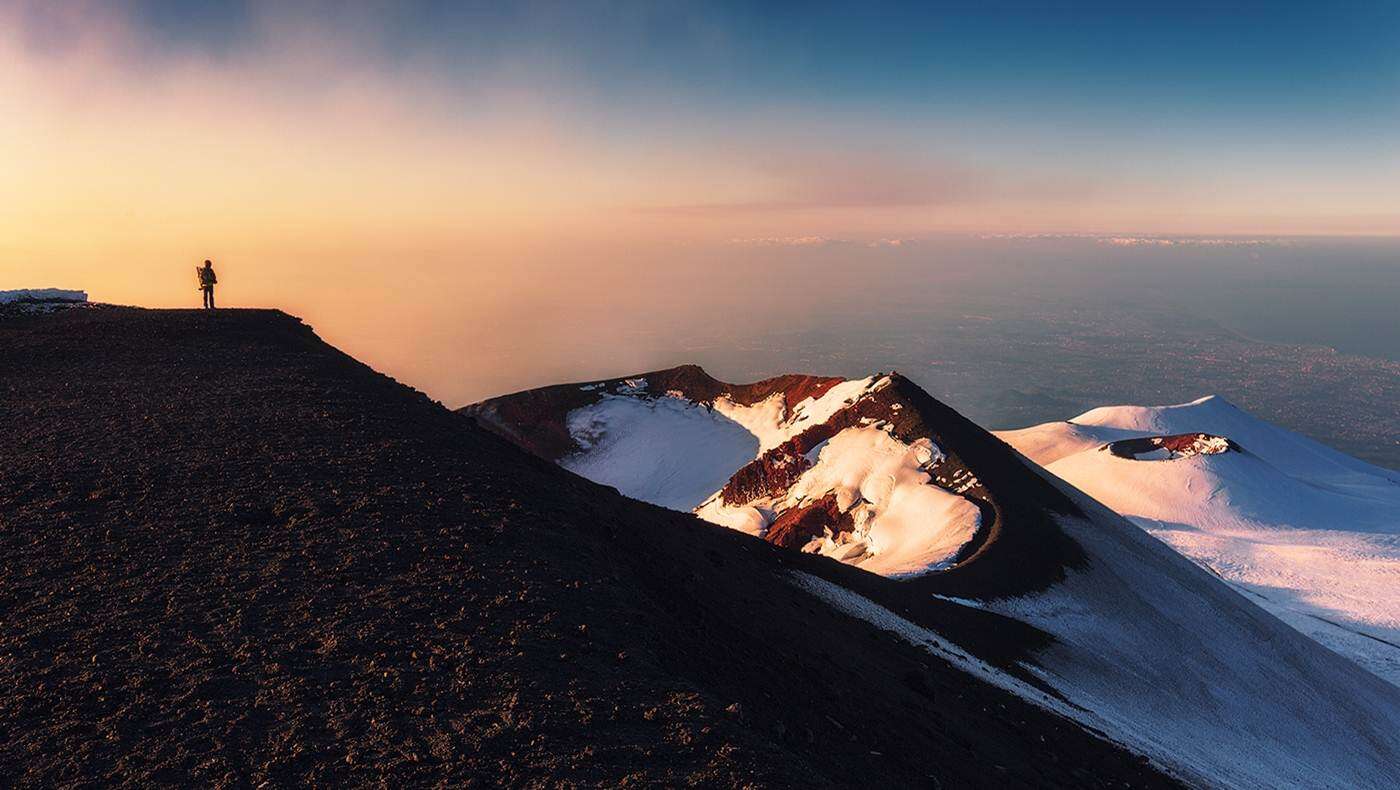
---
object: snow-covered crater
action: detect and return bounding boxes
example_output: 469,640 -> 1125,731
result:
700,425 -> 981,577
561,393 -> 758,511
554,373 -> 983,578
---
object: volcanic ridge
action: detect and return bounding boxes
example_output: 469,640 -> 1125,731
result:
2,307 -> 1178,788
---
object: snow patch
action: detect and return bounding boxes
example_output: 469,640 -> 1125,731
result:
0,288 -> 87,304
1048,442 -> 1400,685
693,497 -> 768,536
560,395 -> 757,510
993,421 -> 1140,466
710,393 -> 787,451
713,375 -> 885,454
782,426 -> 980,577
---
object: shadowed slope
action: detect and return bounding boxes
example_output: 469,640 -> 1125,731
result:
0,308 -> 1173,788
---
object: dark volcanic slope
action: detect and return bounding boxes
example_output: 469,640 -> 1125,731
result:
0,308 -> 1174,788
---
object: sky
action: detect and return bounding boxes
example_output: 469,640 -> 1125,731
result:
3,1 -> 1399,402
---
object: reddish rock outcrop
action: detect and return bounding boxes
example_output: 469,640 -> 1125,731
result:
1105,433 -> 1239,460
765,492 -> 854,549
719,436 -> 822,505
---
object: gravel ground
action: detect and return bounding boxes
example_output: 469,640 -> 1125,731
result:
0,307 -> 1175,788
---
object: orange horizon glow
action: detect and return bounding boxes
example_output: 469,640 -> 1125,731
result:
5,2 -> 1399,406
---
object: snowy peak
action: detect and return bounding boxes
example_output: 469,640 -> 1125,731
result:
1067,393 -> 1399,486
999,397 -> 1400,687
1071,394 -> 1245,438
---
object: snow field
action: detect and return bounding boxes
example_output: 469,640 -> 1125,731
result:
1000,395 -> 1400,686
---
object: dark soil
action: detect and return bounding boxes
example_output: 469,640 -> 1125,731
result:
0,307 -> 1177,788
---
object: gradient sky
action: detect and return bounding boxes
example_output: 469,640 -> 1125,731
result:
4,1 -> 1399,401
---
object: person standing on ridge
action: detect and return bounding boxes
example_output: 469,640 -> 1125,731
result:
197,259 -> 218,309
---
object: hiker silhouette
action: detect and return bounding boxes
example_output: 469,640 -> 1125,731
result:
197,260 -> 218,309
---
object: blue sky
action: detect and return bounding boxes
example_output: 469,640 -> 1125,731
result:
119,1 -> 1399,112
6,0 -> 1399,244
